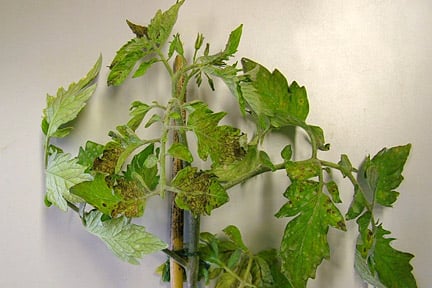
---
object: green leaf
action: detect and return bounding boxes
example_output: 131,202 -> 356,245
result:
257,250 -> 293,288
42,55 -> 102,138
168,142 -> 193,163
107,37 -> 153,86
226,249 -> 242,269
108,125 -> 146,173
223,225 -> 248,252
147,0 -> 184,46
200,64 -> 245,114
173,166 -> 228,215
77,141 -> 105,169
196,25 -> 243,67
124,144 -> 159,191
355,225 -> 417,288
251,256 -> 274,288
215,273 -> 238,288
224,24 -> 243,56
84,210 -> 167,265
145,114 -> 161,128
285,159 -> 321,181
281,145 -> 293,161
186,101 -> 246,166
355,212 -> 374,258
45,152 -> 92,211
240,58 -> 309,129
346,184 -> 368,220
211,145 -> 261,182
132,58 -> 159,78
71,172 -> 147,218
275,180 -> 346,287
308,125 -> 330,151
369,144 -> 411,207
326,181 -> 341,203
127,101 -> 151,131
71,173 -> 121,216
338,154 -> 354,178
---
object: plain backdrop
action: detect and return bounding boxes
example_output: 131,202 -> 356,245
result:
1,0 -> 431,287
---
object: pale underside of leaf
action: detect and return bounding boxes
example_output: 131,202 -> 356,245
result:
84,210 -> 167,265
45,152 -> 92,211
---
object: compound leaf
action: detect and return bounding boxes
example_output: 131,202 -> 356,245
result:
42,56 -> 101,138
84,210 -> 167,265
275,180 -> 346,287
45,152 -> 92,211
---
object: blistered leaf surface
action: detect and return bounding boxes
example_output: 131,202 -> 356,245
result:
172,166 -> 228,215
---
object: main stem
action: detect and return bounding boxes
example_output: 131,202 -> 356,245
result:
170,56 -> 187,288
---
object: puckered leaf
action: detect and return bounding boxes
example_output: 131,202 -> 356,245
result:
45,152 -> 92,211
275,180 -> 346,287
355,224 -> 417,288
240,58 -> 309,129
186,101 -> 246,166
172,166 -> 228,215
42,56 -> 102,138
84,210 -> 167,265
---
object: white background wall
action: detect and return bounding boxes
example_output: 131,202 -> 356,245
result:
1,0 -> 431,287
